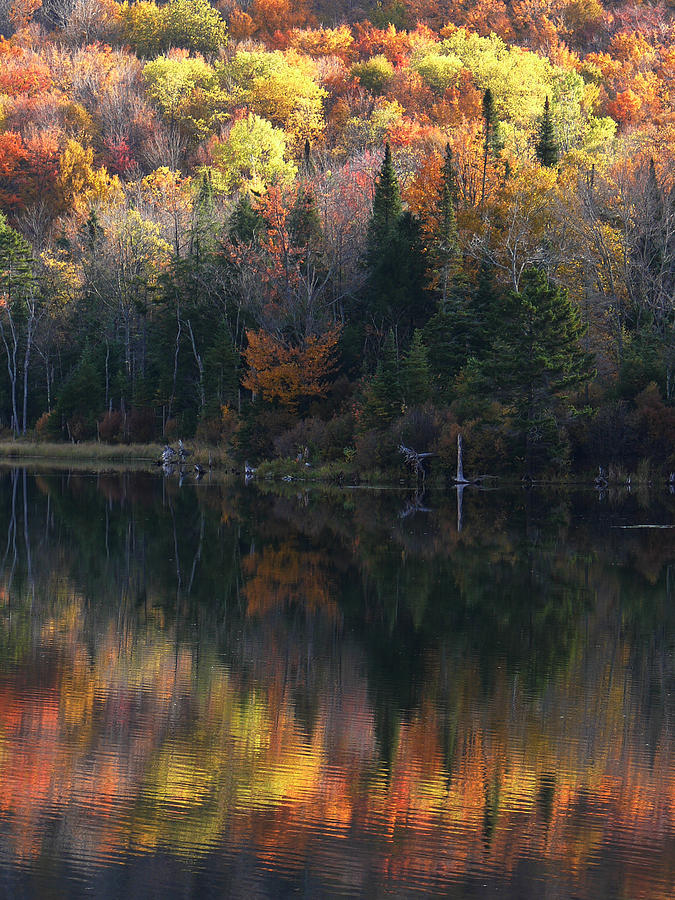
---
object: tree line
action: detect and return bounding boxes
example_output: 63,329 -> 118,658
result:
0,0 -> 674,474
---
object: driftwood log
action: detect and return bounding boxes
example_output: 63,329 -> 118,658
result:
399,444 -> 435,482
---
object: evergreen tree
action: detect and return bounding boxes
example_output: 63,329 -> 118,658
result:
301,139 -> 314,177
433,143 -> 460,309
480,88 -> 500,206
535,96 -> 558,168
365,145 -> 429,336
191,168 -> 216,256
423,261 -> 502,400
361,330 -> 401,427
290,185 -> 321,251
441,143 -> 459,208
402,330 -> 431,405
229,192 -> 263,244
367,143 -> 402,255
473,268 -> 594,472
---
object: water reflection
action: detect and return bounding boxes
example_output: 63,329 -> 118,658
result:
0,469 -> 671,898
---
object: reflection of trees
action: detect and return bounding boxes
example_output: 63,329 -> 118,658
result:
0,471 -> 670,897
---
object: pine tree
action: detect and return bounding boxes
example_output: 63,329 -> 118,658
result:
229,192 -> 262,244
434,143 -> 460,309
365,145 -> 430,335
480,88 -> 500,207
535,97 -> 558,168
367,143 -> 402,256
361,330 -> 401,427
290,185 -> 321,250
475,267 -> 594,472
402,330 -> 431,405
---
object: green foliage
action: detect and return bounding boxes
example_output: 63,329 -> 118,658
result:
370,0 -> 409,29
413,53 -> 462,95
143,54 -> 222,139
535,97 -> 558,167
0,212 -> 34,305
482,88 -> 502,157
360,331 -> 401,428
163,0 -> 228,55
423,262 -> 502,399
467,268 -> 594,472
212,114 -> 297,194
120,0 -> 227,58
228,192 -> 263,244
367,144 -> 402,252
217,50 -> 325,145
289,186 -> 321,250
351,56 -> 395,94
402,330 -> 431,406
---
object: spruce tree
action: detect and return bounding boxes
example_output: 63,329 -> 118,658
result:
302,139 -> 314,177
475,268 -> 594,472
481,88 -> 500,206
423,261 -> 502,401
367,143 -> 402,255
365,145 -> 429,335
191,168 -> 216,255
362,330 -> 401,427
290,185 -> 321,250
434,143 -> 460,309
228,192 -> 262,244
535,97 -> 558,168
402,330 -> 431,406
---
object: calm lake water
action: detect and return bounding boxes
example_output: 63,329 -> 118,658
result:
0,468 -> 671,899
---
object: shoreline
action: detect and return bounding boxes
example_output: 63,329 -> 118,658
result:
0,442 -> 671,493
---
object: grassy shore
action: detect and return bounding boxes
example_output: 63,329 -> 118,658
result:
0,440 -> 232,468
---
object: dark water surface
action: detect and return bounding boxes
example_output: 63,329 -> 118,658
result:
0,469 -> 672,899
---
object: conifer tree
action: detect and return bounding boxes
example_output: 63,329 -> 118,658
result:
365,145 -> 429,334
367,143 -> 402,255
474,268 -> 593,471
290,185 -> 321,251
402,330 -> 431,406
191,168 -> 216,255
480,88 -> 500,207
302,139 -> 314,177
423,261 -> 502,401
362,330 -> 401,426
229,192 -> 262,244
535,97 -> 558,168
434,143 -> 460,309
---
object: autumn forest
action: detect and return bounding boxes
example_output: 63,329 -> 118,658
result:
1,0 -> 675,474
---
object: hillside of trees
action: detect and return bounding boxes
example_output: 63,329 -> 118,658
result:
1,0 -> 675,474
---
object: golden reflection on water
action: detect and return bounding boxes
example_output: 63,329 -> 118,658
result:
0,473 -> 671,898
0,594 -> 670,898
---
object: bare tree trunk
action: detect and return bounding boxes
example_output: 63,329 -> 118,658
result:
456,433 -> 469,484
0,311 -> 19,436
22,308 -> 35,434
186,318 -> 205,413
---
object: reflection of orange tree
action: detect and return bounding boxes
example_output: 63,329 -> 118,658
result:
242,541 -> 339,619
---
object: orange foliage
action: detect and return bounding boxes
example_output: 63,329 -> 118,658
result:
242,326 -> 341,410
246,0 -> 313,38
606,87 -> 642,125
242,542 -> 338,617
353,24 -> 414,66
403,151 -> 442,235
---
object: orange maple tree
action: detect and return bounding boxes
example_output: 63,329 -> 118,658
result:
242,326 -> 341,411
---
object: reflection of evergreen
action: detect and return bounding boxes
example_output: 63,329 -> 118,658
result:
0,471 -> 672,765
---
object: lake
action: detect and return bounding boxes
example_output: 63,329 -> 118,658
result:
0,468 -> 671,899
